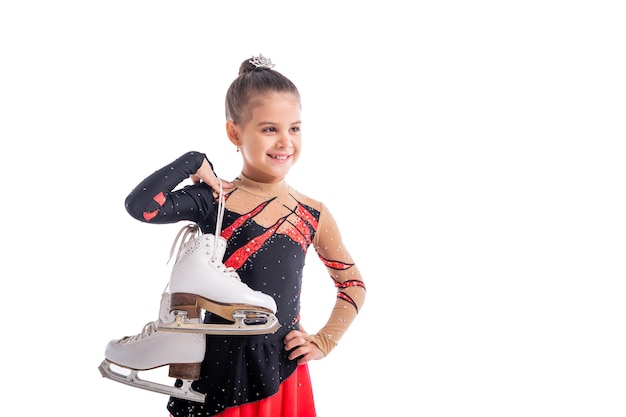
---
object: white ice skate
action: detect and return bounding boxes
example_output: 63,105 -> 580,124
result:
98,292 -> 206,402
159,188 -> 279,335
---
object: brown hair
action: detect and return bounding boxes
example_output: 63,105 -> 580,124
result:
225,56 -> 301,124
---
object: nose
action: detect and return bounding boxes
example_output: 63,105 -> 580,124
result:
277,132 -> 292,149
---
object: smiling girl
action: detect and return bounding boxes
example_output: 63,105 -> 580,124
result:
124,54 -> 366,417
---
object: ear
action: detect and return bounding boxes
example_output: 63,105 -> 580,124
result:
226,120 -> 240,147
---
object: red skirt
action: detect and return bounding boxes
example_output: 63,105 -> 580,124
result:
171,364 -> 316,417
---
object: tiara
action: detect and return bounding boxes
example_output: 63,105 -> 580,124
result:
249,54 -> 275,69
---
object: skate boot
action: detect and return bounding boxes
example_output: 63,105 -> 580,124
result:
98,292 -> 206,402
159,222 -> 280,335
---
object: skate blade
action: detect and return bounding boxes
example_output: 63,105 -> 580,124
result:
98,359 -> 205,403
158,310 -> 280,335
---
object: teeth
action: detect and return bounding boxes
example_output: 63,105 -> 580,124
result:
271,155 -> 289,160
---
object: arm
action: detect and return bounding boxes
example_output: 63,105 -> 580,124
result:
124,151 -> 232,225
285,204 -> 366,363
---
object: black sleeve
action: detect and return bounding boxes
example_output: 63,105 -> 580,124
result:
124,151 -> 216,225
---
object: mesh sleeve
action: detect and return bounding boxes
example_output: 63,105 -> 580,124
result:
308,204 -> 366,356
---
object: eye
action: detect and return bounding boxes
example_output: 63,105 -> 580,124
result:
263,126 -> 277,133
290,126 -> 300,133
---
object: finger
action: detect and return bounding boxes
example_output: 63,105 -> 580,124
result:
287,344 -> 310,361
297,354 -> 311,365
211,179 -> 235,196
283,329 -> 302,342
284,337 -> 304,351
220,179 -> 235,188
284,332 -> 308,351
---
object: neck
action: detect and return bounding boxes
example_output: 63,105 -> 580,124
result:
235,173 -> 289,197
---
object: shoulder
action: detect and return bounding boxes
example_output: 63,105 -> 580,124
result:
288,186 -> 325,213
287,187 -> 341,234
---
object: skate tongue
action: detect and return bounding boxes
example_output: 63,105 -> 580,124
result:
169,184 -> 227,265
208,235 -> 228,262
156,292 -> 174,324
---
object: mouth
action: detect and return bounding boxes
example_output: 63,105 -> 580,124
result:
268,154 -> 292,161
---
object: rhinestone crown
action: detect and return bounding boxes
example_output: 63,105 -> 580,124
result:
249,54 -> 275,69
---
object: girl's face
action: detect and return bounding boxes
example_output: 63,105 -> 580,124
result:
228,92 -> 302,184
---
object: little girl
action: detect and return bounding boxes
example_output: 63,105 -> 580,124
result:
124,54 -> 366,417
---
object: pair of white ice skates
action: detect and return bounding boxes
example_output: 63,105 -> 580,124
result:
99,196 -> 279,402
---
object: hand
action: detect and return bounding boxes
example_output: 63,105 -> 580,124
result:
190,158 -> 235,199
284,328 -> 324,365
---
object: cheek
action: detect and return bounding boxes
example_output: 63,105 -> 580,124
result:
243,141 -> 263,156
292,146 -> 302,162
292,136 -> 302,149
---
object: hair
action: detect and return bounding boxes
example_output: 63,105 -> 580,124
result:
225,56 -> 301,124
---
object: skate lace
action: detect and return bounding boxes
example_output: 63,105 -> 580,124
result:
210,181 -> 241,281
212,179 -> 226,262
168,223 -> 201,264
168,180 -> 229,266
122,320 -> 158,343
215,262 -> 241,281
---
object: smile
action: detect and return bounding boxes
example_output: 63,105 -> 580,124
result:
268,154 -> 292,160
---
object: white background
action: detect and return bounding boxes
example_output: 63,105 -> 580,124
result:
1,1 -> 625,416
